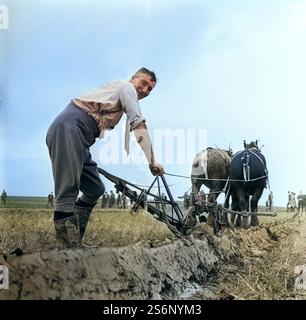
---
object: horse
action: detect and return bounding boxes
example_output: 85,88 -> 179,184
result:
224,140 -> 268,229
187,147 -> 232,232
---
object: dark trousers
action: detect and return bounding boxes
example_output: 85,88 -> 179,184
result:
46,102 -> 105,213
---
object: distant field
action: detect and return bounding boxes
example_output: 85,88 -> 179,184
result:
0,196 -> 51,208
0,196 -> 104,209
1,196 -> 285,212
0,196 -> 182,210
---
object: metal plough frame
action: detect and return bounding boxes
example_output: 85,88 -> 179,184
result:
97,168 -> 190,236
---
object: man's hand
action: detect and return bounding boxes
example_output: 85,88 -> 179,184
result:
149,162 -> 164,176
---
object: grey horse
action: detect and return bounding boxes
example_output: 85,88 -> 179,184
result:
187,147 -> 232,232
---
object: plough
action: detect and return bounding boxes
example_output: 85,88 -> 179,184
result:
98,168 -> 278,237
97,168 -> 191,237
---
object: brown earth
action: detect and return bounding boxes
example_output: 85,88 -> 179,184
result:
0,211 -> 305,300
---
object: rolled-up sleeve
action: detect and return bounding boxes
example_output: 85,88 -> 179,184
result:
119,82 -> 146,130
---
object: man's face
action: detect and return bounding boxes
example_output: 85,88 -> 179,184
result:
130,73 -> 156,100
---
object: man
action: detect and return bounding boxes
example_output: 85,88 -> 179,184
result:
47,192 -> 54,207
268,191 -> 273,211
161,192 -> 167,212
287,191 -> 292,212
116,190 -> 122,209
46,68 -> 164,248
109,190 -> 116,208
101,192 -> 108,209
297,191 -> 304,212
1,189 -> 7,205
122,193 -> 127,209
180,192 -> 190,209
106,193 -> 110,208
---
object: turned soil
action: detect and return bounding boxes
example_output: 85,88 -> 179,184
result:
0,209 -> 305,300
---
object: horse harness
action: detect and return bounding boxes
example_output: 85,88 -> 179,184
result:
232,149 -> 268,182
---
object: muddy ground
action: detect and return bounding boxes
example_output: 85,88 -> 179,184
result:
0,211 -> 305,300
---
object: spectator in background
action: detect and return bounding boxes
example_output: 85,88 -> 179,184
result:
109,190 -> 116,208
101,192 -> 108,208
297,191 -> 304,212
1,189 -> 7,205
122,194 -> 127,209
268,191 -> 273,211
47,192 -> 54,207
116,190 -> 122,209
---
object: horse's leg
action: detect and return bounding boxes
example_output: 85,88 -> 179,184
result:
207,181 -> 224,229
236,188 -> 248,228
191,178 -> 202,206
206,190 -> 216,228
250,188 -> 263,226
214,187 -> 229,227
240,194 -> 252,229
224,183 -> 231,209
222,183 -> 231,227
230,191 -> 240,226
223,184 -> 235,227
186,179 -> 201,228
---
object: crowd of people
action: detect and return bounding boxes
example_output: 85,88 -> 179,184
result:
288,191 -> 305,212
45,189 -> 170,211
101,190 -> 128,209
47,190 -> 130,209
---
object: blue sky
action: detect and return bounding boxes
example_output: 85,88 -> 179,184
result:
1,0 -> 306,206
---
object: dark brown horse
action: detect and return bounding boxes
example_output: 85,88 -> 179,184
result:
224,140 -> 268,228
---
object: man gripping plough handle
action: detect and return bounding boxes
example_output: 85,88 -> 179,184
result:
46,68 -> 164,248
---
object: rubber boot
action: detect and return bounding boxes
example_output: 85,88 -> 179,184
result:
65,215 -> 82,248
54,219 -> 70,249
74,199 -> 95,240
74,206 -> 93,240
54,212 -> 81,249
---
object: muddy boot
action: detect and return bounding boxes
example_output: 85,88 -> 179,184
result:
74,199 -> 95,240
54,220 -> 70,249
65,215 -> 81,248
54,211 -> 81,249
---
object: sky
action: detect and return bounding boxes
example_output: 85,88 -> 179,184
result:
1,0 -> 306,206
